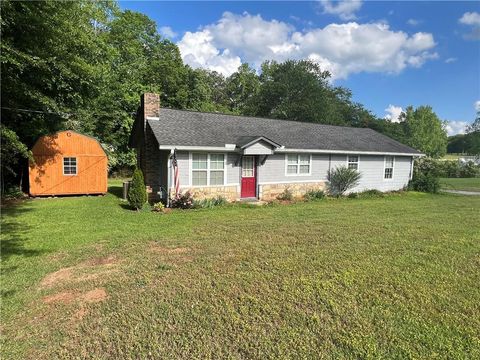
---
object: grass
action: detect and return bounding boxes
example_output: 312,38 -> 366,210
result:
1,182 -> 480,359
439,177 -> 480,192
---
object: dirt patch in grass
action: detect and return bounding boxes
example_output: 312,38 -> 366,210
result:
40,268 -> 73,288
82,288 -> 107,303
83,255 -> 117,267
39,256 -> 120,289
43,288 -> 107,305
72,307 -> 88,321
43,291 -> 76,304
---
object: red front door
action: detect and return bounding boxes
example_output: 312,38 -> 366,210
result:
241,156 -> 256,198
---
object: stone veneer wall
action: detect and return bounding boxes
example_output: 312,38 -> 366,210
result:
171,185 -> 240,202
259,181 -> 327,201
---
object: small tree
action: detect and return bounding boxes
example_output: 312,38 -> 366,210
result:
327,166 -> 361,196
127,168 -> 147,210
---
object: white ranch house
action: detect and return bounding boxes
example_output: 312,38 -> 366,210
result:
130,93 -> 423,202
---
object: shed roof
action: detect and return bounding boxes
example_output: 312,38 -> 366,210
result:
147,108 -> 422,155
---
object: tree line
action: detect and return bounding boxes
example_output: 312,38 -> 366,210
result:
2,0 -> 470,192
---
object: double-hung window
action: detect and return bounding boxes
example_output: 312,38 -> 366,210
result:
63,157 -> 77,175
384,156 -> 394,179
347,155 -> 359,170
191,153 -> 225,186
286,154 -> 311,175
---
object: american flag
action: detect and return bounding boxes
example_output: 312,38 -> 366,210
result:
172,149 -> 180,198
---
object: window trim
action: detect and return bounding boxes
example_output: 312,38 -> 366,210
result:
189,152 -> 227,187
284,154 -> 312,176
346,155 -> 360,171
63,157 -> 77,176
384,155 -> 395,180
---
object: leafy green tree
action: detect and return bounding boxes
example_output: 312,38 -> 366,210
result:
127,168 -> 147,210
402,106 -> 447,158
466,109 -> 480,134
1,0 -> 115,187
247,60 -> 335,123
0,125 -> 32,193
226,63 -> 260,113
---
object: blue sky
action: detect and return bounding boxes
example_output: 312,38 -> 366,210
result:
120,1 -> 480,135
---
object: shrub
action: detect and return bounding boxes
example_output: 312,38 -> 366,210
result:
152,201 -> 165,213
408,173 -> 440,193
327,166 -> 361,196
2,186 -> 26,200
304,189 -> 326,201
194,196 -> 227,209
127,168 -> 147,210
358,189 -> 384,198
277,188 -> 293,201
413,157 -> 480,178
170,191 -> 194,209
459,161 -> 480,177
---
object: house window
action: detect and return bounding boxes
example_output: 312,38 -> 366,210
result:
191,153 -> 225,186
63,157 -> 77,175
209,154 -> 225,185
242,156 -> 254,177
347,155 -> 359,170
384,156 -> 394,179
286,154 -> 311,175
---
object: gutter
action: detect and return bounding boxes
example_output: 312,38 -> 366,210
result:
158,144 -> 423,157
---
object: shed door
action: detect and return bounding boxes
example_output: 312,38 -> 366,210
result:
241,156 -> 256,198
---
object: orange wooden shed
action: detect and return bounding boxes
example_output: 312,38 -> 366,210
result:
29,131 -> 108,196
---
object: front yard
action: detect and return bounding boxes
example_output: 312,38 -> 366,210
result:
1,183 -> 479,359
440,177 -> 480,192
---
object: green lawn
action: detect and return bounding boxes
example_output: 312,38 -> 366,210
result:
440,177 -> 480,192
1,183 -> 480,359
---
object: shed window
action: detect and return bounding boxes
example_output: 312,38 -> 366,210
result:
286,154 -> 311,175
63,157 -> 77,175
191,153 -> 225,186
384,156 -> 394,179
347,155 -> 359,170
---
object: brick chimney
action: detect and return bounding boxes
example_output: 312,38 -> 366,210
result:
141,93 -> 160,119
137,93 -> 161,202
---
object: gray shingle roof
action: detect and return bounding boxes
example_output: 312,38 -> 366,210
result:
147,108 -> 422,155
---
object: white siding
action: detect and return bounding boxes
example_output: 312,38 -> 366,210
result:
353,155 -> 412,192
175,151 -> 412,192
176,151 -> 190,186
226,153 -> 241,184
328,154 -> 412,192
258,154 -> 330,183
243,141 -> 273,155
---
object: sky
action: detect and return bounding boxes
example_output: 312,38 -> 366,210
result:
120,1 -> 480,135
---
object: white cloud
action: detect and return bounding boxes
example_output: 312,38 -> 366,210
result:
319,0 -> 363,21
459,12 -> 480,26
407,19 -> 421,26
445,57 -> 457,63
177,12 -> 438,78
178,30 -> 241,75
159,26 -> 177,39
384,105 -> 403,123
475,100 -> 480,111
445,121 -> 468,136
459,12 -> 480,40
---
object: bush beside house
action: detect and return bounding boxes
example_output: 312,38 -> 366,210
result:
127,168 -> 147,210
327,166 -> 362,196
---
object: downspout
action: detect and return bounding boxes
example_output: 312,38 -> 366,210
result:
328,154 -> 332,179
167,149 -> 174,207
